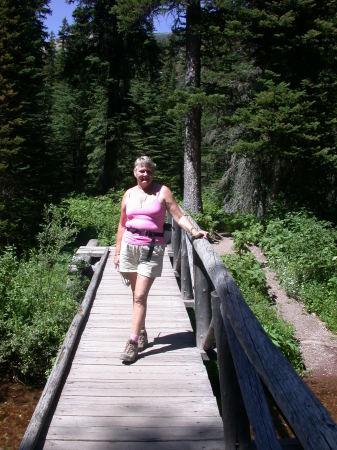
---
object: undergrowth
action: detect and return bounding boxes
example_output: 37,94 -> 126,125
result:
0,206 -> 86,383
260,211 -> 337,333
229,208 -> 337,334
222,252 -> 305,373
63,189 -> 123,245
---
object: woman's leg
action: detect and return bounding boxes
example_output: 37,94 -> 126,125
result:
131,274 -> 154,336
121,272 -> 154,334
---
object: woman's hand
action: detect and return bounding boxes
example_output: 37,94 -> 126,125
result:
114,254 -> 120,269
191,228 -> 209,240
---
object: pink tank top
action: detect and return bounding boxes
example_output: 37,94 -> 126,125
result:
124,186 -> 166,246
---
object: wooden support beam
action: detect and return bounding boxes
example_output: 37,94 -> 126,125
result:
212,292 -> 250,449
215,292 -> 282,450
194,248 -> 212,349
180,232 -> 193,300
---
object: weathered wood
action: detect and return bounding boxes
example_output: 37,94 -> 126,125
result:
180,231 -> 193,300
19,248 -> 109,450
215,293 -> 282,450
202,318 -> 215,351
47,424 -> 224,441
185,213 -> 337,450
48,415 -> 224,428
171,215 -> 181,269
194,248 -> 212,349
212,292 -> 250,449
54,396 -> 220,416
61,379 -> 214,397
186,230 -> 195,287
173,242 -> 182,277
43,440 -> 226,450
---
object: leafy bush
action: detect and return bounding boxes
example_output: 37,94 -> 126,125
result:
0,209 -> 86,383
63,190 -> 123,245
260,211 -> 337,332
191,196 -> 262,236
232,216 -> 264,252
222,252 -> 305,373
191,200 -> 228,234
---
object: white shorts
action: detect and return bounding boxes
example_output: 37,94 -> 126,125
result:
119,241 -> 165,278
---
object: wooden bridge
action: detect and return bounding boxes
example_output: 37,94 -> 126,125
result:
20,213 -> 337,450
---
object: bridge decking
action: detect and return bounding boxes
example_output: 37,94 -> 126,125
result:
42,249 -> 224,449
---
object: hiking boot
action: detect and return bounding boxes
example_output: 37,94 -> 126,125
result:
120,339 -> 138,362
138,329 -> 148,352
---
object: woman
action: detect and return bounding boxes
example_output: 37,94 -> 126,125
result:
114,156 -> 208,363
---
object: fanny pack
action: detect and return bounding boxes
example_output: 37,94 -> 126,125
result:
126,227 -> 164,261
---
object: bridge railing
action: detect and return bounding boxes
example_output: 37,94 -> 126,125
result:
168,210 -> 337,450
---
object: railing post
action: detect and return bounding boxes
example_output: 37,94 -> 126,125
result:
194,248 -> 212,348
211,291 -> 250,450
180,231 -> 193,300
171,218 -> 181,269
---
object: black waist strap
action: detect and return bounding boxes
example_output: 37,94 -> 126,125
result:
126,227 -> 164,261
126,227 -> 164,237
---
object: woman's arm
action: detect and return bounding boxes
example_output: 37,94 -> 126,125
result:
114,191 -> 128,268
161,186 -> 209,239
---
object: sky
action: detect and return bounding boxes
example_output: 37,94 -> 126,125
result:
44,0 -> 173,35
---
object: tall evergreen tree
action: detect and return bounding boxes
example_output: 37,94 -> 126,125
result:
202,0 -> 337,217
0,0 -> 51,247
51,0 -> 159,192
115,0 -> 204,212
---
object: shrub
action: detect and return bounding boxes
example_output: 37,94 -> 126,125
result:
63,189 -> 123,245
222,252 -> 305,373
0,209 -> 85,383
260,211 -> 337,332
191,201 -> 228,234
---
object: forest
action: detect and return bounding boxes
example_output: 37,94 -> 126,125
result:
1,0 -> 337,383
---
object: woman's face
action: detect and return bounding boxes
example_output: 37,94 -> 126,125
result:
134,164 -> 154,189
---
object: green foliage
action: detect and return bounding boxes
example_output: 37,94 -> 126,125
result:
222,252 -> 305,373
0,0 -> 52,249
63,190 -> 123,245
260,210 -> 337,332
37,204 -> 78,266
191,200 -> 227,234
0,209 -> 84,383
231,215 -> 264,252
201,1 -> 337,219
231,77 -> 319,159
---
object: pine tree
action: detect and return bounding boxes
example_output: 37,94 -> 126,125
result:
51,0 -> 160,193
115,0 -> 204,212
0,0 -> 51,248
201,0 -> 337,217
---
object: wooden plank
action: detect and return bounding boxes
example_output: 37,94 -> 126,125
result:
61,379 -> 214,397
74,354 -> 202,365
54,396 -> 220,417
47,425 -> 224,441
45,415 -> 223,428
77,343 -> 198,354
67,364 -> 208,380
44,440 -> 226,449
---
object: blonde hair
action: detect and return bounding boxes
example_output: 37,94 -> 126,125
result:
134,156 -> 156,171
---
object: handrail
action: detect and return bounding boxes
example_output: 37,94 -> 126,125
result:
168,210 -> 337,450
19,247 -> 109,450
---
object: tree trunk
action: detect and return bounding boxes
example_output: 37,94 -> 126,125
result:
183,0 -> 202,213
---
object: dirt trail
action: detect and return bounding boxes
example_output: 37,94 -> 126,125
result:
213,236 -> 337,424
